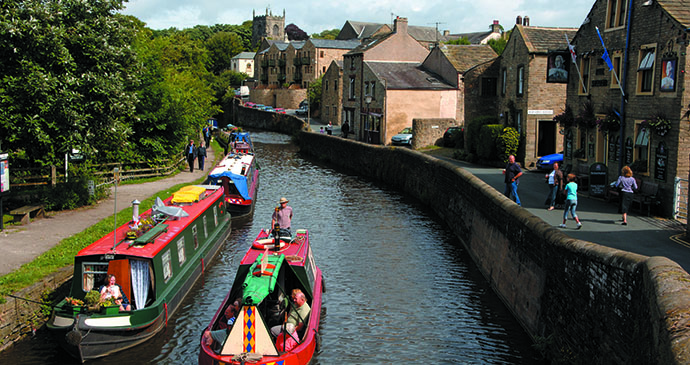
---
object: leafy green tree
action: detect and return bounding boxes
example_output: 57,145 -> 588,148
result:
445,37 -> 470,45
311,29 -> 340,40
206,32 -> 245,74
308,77 -> 323,111
0,0 -> 140,166
488,30 -> 510,55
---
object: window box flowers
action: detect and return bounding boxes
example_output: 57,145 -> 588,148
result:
641,115 -> 671,137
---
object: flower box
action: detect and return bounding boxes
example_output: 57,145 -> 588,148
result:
69,305 -> 83,316
103,305 -> 120,315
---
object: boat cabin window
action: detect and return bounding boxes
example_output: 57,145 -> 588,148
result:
162,250 -> 173,282
82,263 -> 109,292
202,216 -> 208,238
213,206 -> 218,226
193,226 -> 199,249
177,238 -> 186,265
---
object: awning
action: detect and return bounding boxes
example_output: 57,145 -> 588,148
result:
208,169 -> 250,200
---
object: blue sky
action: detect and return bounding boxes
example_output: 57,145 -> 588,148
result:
121,0 -> 595,35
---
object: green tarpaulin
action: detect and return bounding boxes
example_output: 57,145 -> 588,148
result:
241,254 -> 285,305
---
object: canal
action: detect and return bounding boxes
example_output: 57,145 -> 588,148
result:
0,130 -> 544,363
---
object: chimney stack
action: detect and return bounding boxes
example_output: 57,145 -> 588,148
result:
394,16 -> 408,34
443,30 -> 449,36
491,20 -> 501,33
516,15 -> 522,25
523,16 -> 530,26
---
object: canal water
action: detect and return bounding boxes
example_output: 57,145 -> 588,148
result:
0,130 -> 544,364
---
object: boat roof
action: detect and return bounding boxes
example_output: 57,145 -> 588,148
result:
241,229 -> 310,268
76,185 -> 224,259
209,153 -> 254,178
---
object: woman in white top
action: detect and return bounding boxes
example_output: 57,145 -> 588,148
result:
100,274 -> 131,311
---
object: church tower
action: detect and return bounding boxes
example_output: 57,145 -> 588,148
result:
252,8 -> 286,48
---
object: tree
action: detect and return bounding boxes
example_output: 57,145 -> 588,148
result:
311,29 -> 339,40
285,23 -> 308,41
205,32 -> 244,74
488,30 -> 510,55
0,0 -> 140,166
445,37 -> 471,45
308,77 -> 323,111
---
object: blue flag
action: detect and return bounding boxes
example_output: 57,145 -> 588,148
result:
595,26 -> 614,71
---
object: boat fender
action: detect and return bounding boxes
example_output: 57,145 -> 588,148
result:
65,327 -> 82,346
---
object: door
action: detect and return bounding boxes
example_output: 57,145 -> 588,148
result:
537,120 -> 557,156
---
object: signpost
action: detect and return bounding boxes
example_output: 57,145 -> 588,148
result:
589,162 -> 608,198
0,151 -> 8,231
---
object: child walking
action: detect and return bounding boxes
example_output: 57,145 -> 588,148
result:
560,173 -> 582,229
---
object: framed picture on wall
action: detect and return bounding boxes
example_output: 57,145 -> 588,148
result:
660,58 -> 676,92
547,52 -> 569,83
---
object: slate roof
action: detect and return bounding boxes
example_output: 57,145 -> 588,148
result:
365,61 -> 454,90
232,52 -> 256,59
658,0 -> 690,27
309,39 -> 361,49
515,25 -> 578,54
337,20 -> 443,43
447,30 -> 494,44
439,44 -> 498,73
288,41 -> 307,50
346,32 -> 394,55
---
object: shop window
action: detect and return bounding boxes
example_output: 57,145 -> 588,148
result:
637,45 -> 656,94
634,122 -> 650,173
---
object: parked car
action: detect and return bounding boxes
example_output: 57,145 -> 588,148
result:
443,126 -> 464,147
295,105 -> 308,116
264,106 -> 275,112
391,127 -> 413,146
299,99 -> 308,108
536,152 -> 564,170
274,108 -> 286,114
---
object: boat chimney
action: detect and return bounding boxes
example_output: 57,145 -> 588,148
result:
132,199 -> 141,223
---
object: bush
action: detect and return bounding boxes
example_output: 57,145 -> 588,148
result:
497,127 -> 520,163
465,116 -> 499,154
477,124 -> 504,161
37,166 -> 107,211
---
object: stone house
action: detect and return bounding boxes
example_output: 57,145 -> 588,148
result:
321,60 -> 343,126
421,44 -> 499,125
497,20 -> 577,169
230,52 -> 256,78
342,17 -> 431,144
564,0 -> 690,218
444,20 -> 504,45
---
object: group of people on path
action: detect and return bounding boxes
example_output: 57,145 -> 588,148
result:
503,155 -> 638,229
183,124 -> 213,173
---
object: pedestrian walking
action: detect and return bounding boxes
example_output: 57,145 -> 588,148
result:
341,121 -> 350,138
197,142 -> 207,171
326,122 -> 333,135
614,165 -> 638,225
544,162 -> 564,211
203,126 -> 212,147
560,173 -> 582,229
184,140 -> 197,172
503,155 -> 523,206
319,127 -> 324,134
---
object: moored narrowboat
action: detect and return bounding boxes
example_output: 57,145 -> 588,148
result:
198,228 -> 323,365
209,132 -> 259,217
47,184 -> 232,362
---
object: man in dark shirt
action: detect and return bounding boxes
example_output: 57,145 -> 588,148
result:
503,155 -> 523,206
184,140 -> 197,172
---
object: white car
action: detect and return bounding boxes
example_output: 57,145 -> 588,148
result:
391,127 -> 413,146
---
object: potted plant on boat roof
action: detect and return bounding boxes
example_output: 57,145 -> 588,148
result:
641,112 -> 671,137
65,297 -> 84,315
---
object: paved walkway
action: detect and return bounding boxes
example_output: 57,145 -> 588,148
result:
0,147 -> 215,276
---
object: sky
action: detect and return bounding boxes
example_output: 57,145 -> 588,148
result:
121,0 -> 596,36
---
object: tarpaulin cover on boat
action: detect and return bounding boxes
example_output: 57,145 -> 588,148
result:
233,132 -> 253,149
171,185 -> 206,203
208,169 -> 250,200
242,253 -> 285,305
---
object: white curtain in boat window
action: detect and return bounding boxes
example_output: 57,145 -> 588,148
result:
131,259 -> 150,310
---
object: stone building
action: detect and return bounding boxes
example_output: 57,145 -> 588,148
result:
497,19 -> 577,169
230,52 -> 256,78
321,60 -> 343,126
564,0 -> 690,218
421,44 -> 499,125
252,8 -> 285,48
336,20 -> 446,49
444,20 -> 504,45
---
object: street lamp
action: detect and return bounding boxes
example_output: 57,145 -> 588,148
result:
365,96 -> 372,143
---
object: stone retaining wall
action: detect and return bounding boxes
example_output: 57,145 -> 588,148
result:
298,131 -> 690,364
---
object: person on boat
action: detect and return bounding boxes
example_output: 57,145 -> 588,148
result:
197,141 -> 207,171
184,140 -> 197,173
203,303 -> 239,352
218,299 -> 242,330
271,197 -> 293,237
270,291 -> 310,337
99,274 -> 131,311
